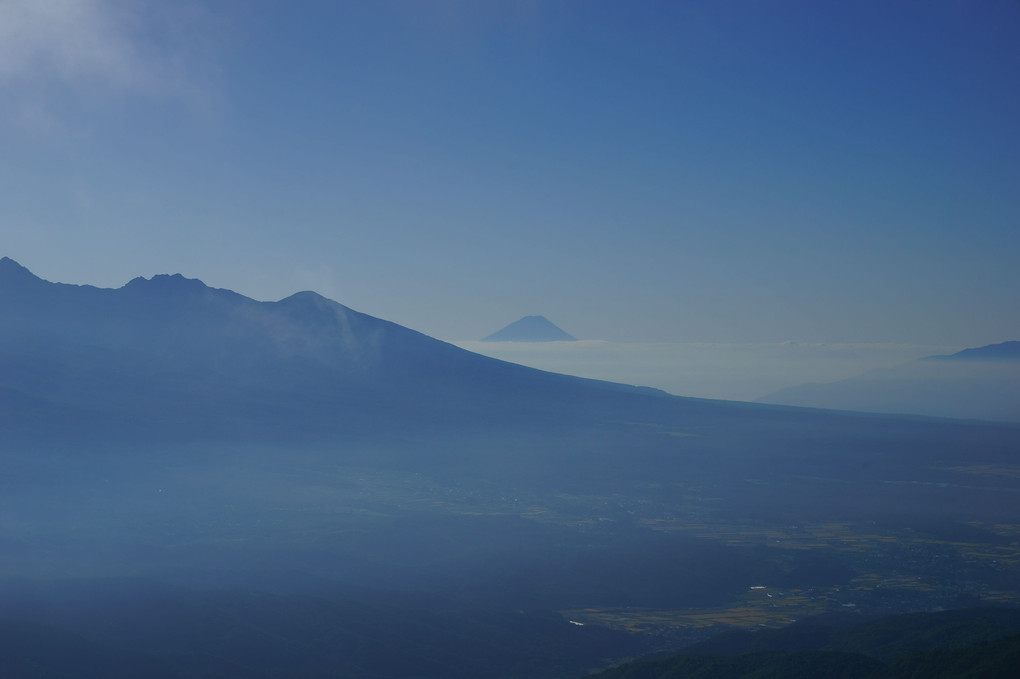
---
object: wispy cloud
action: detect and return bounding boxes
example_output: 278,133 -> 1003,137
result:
0,0 -> 142,85
0,0 -> 220,130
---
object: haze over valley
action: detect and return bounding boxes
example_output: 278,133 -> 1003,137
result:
2,259 -> 1020,677
758,342 -> 1020,423
458,338 -> 962,403
2,1 -> 1019,677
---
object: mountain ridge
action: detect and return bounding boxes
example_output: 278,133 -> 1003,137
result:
0,258 -> 671,448
924,340 -> 1020,362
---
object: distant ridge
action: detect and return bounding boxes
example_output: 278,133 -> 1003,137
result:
481,316 -> 576,342
925,340 -> 1020,362
756,340 -> 1020,422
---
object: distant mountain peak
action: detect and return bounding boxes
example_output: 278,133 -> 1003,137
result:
481,316 -> 577,342
275,290 -> 358,326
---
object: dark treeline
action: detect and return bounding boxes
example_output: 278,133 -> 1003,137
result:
591,608 -> 1020,679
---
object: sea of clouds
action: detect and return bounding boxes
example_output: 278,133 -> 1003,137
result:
455,341 -> 961,402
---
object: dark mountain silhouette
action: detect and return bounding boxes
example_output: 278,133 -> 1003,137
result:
589,608 -> 1020,679
686,607 -> 1020,662
481,315 -> 577,342
757,340 -> 1020,422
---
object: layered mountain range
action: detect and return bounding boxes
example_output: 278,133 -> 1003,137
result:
758,341 -> 1020,422
2,256 -> 1018,482
3,257 -> 1020,678
0,257 -> 654,449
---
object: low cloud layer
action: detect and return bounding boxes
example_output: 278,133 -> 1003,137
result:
456,341 -> 960,402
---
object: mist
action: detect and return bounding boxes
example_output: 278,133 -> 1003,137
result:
2,261 -> 1020,678
3,1 -> 1020,674
455,340 -> 959,401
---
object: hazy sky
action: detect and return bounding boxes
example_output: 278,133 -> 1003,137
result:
2,1 -> 1018,345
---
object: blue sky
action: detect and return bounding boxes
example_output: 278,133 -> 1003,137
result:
2,0 -> 1018,345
